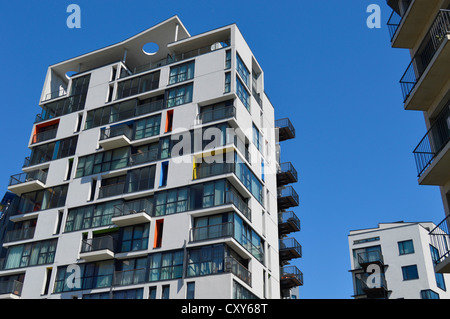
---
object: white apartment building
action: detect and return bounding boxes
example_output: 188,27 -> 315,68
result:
348,221 -> 450,299
0,16 -> 302,299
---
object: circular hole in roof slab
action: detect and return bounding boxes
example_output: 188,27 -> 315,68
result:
143,42 -> 159,56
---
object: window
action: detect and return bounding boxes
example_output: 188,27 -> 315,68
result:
169,61 -> 195,85
162,285 -> 170,299
236,54 -> 250,87
149,286 -> 157,299
4,239 -> 57,270
402,265 -> 419,280
165,110 -> 174,133
187,282 -> 195,299
154,219 -> 164,248
76,147 -> 129,178
253,123 -> 262,153
430,245 -> 446,291
398,240 -> 414,255
224,72 -> 231,93
236,77 -> 250,111
421,289 -> 440,299
134,114 -> 161,140
16,185 -> 68,215
155,187 -> 188,216
148,250 -> 184,281
166,83 -> 193,108
159,161 -> 169,187
65,200 -> 121,232
29,136 -> 78,166
225,50 -> 231,69
126,165 -> 156,193
187,244 -> 225,277
116,71 -> 160,99
120,224 -> 150,252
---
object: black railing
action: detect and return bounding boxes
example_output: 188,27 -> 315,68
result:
386,0 -> 413,41
197,106 -> 236,125
100,124 -> 133,141
277,186 -> 300,206
275,118 -> 295,141
4,226 -> 36,243
429,215 -> 450,265
81,236 -> 116,253
0,280 -> 23,296
279,238 -> 302,258
280,266 -> 303,286
225,189 -> 251,222
9,170 -> 48,187
278,211 -> 301,232
278,162 -> 298,183
357,250 -> 384,267
193,162 -> 235,180
225,256 -> 252,287
413,106 -> 450,177
32,128 -> 58,144
98,182 -> 126,198
123,40 -> 231,78
400,10 -> 450,102
113,198 -> 153,218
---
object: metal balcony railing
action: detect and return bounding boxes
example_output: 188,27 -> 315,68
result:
190,222 -> 234,242
0,280 -> 23,296
225,256 -> 252,287
280,266 -> 304,287
98,182 -> 126,198
429,215 -> 450,266
9,170 -> 48,187
100,124 -> 133,141
42,88 -> 68,102
278,211 -> 301,234
357,250 -> 384,267
32,127 -> 58,144
196,106 -> 236,125
400,9 -> 450,102
279,238 -> 302,259
275,118 -> 295,141
277,162 -> 298,185
413,106 -> 450,177
80,236 -> 116,254
123,40 -> 231,78
193,162 -> 235,180
386,0 -> 413,41
113,268 -> 146,286
277,186 -> 300,209
4,226 -> 36,243
225,189 -> 251,222
113,198 -> 153,218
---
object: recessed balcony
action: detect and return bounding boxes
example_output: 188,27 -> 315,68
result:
99,124 -> 133,150
276,162 -> 298,186
278,211 -> 301,236
277,186 -> 300,210
0,280 -> 23,299
112,199 -> 152,227
357,250 -> 384,269
359,272 -> 388,299
429,215 -> 450,274
79,235 -> 116,262
276,118 -> 295,142
8,170 -> 48,195
400,9 -> 450,110
387,0 -> 442,48
413,105 -> 449,185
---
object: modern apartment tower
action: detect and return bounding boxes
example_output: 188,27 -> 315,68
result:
386,1 -> 450,273
0,16 -> 302,299
348,222 -> 450,299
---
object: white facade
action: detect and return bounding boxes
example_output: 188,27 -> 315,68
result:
348,222 -> 450,299
0,16 -> 302,299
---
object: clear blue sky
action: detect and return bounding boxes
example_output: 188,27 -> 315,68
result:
0,0 -> 445,299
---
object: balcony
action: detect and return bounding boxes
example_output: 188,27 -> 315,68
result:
429,215 -> 450,273
112,199 -> 152,227
113,268 -> 146,287
400,9 -> 450,110
357,250 -> 384,269
0,280 -> 23,299
277,186 -> 300,210
279,238 -> 302,263
276,118 -> 295,142
359,272 -> 388,299
224,256 -> 252,287
99,124 -> 133,150
280,266 -> 303,289
3,226 -> 35,243
79,236 -> 116,262
31,127 -> 58,145
276,162 -> 298,186
193,162 -> 235,180
413,106 -> 450,185
196,105 -> 236,125
8,170 -> 48,195
278,211 -> 301,236
190,222 -> 234,242
387,0 -> 442,48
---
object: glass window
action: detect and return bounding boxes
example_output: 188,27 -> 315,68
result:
224,72 -> 231,93
134,114 -> 161,140
398,240 -> 414,255
120,224 -> 150,252
236,77 -> 250,111
187,282 -> 195,299
148,250 -> 184,282
225,50 -> 231,69
169,61 -> 195,85
402,265 -> 419,280
236,54 -> 250,87
166,84 -> 193,108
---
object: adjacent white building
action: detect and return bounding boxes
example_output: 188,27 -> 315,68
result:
348,221 -> 450,299
0,16 -> 302,299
